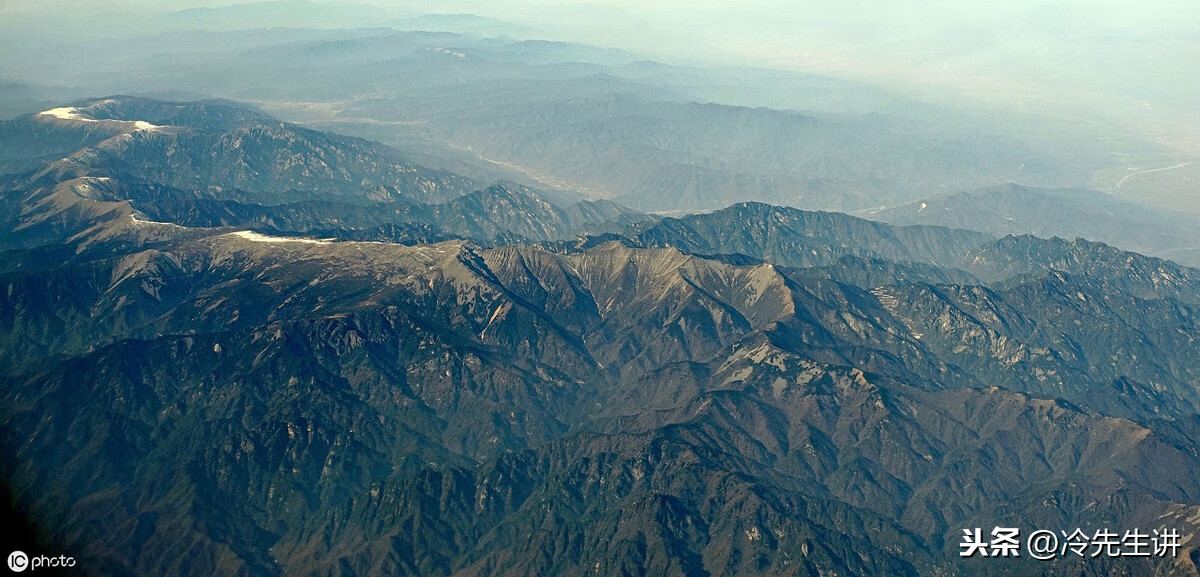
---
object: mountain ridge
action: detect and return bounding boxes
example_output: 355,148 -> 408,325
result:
2,96 -> 1199,577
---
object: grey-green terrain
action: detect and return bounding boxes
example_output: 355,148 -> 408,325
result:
859,184 -> 1200,268
1,96 -> 1199,577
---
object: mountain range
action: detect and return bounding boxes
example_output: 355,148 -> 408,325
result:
860,184 -> 1200,268
1,25 -> 1131,214
1,96 -> 1199,577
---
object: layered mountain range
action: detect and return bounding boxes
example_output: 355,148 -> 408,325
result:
860,184 -> 1200,268
3,25 -> 1123,214
2,97 -> 1199,577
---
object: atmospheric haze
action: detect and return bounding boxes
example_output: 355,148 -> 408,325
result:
3,0 -> 1198,137
3,0 -> 1200,213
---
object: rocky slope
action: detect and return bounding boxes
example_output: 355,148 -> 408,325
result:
2,98 -> 1199,577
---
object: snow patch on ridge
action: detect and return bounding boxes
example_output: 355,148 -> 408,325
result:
38,106 -> 163,131
130,214 -> 186,228
40,107 -> 87,120
231,230 -> 332,245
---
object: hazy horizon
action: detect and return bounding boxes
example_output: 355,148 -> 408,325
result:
2,0 -> 1198,144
